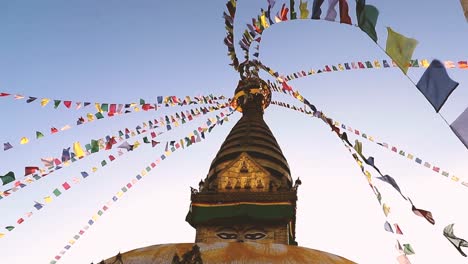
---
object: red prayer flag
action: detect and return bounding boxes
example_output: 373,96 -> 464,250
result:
458,61 -> 468,69
17,218 -> 24,224
51,127 -> 59,134
394,223 -> 403,235
109,155 -> 115,161
63,101 -> 72,108
25,166 -> 40,176
358,62 -> 365,68
0,93 -> 10,97
62,182 -> 71,190
151,162 -> 156,168
412,204 -> 435,225
338,0 -> 352,24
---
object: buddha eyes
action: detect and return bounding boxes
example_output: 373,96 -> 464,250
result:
244,232 -> 266,240
216,231 -> 266,240
217,232 -> 238,239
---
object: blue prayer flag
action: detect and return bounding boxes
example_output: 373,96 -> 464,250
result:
416,59 -> 459,112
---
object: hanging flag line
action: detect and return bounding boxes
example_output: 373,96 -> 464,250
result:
0,103 -> 231,199
1,96 -> 230,152
0,92 -> 227,112
0,108 -> 232,239
271,100 -> 443,259
270,99 -> 468,189
48,110 -> 235,264
252,1 -> 467,151
223,0 -> 240,71
266,58 -> 466,84
270,100 -> 418,259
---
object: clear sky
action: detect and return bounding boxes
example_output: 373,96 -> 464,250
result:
0,1 -> 467,263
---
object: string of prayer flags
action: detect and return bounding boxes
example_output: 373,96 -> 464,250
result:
416,59 -> 459,112
450,107 -> 468,149
461,0 -> 468,22
356,0 -> 379,42
385,27 -> 419,74
444,223 -> 468,257
0,104 -> 230,199
223,0 -> 240,70
271,99 -> 468,188
48,111 -> 235,262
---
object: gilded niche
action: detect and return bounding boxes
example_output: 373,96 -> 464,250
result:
216,153 -> 272,192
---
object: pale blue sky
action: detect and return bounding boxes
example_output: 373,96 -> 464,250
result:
0,1 -> 467,263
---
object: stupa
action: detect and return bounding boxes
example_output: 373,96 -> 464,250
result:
101,77 -> 355,264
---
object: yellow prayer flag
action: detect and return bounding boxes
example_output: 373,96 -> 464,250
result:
368,136 -> 374,142
92,215 -> 99,221
385,27 -> 418,74
95,103 -> 102,113
0,233 -> 5,238
134,107 -> 140,112
407,154 -> 414,160
69,240 -> 75,245
338,64 -> 345,71
374,60 -> 382,68
117,191 -> 124,197
421,59 -> 430,68
260,12 -> 269,29
44,196 -> 53,203
61,125 -> 71,131
141,170 -> 147,176
73,142 -> 85,158
87,113 -> 94,122
451,176 -> 460,182
20,137 -> 29,144
383,203 -> 391,216
41,98 -> 50,107
365,171 -> 372,183
92,167 -> 98,172
299,0 -> 310,19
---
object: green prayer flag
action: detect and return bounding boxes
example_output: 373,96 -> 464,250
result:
101,160 -> 107,167
53,188 -> 62,197
91,140 -> 99,153
95,112 -> 104,119
118,130 -> 124,137
121,187 -> 127,192
36,131 -> 44,139
290,0 -> 297,19
54,100 -> 61,109
403,243 -> 415,255
139,98 -> 145,105
6,226 -> 15,231
386,27 -> 418,74
146,166 -> 151,172
356,1 -> 379,42
101,104 -> 109,112
1,171 -> 15,185
97,210 -> 103,216
143,137 -> 150,144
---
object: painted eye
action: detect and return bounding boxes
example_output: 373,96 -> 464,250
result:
216,232 -> 238,239
244,232 -> 266,240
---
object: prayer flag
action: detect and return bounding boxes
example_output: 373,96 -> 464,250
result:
396,254 -> 411,264
0,92 -> 10,97
403,244 -> 415,255
386,27 -> 418,74
1,171 -> 15,185
51,127 -> 58,134
416,60 -> 459,112
411,200 -> 435,225
394,224 -> 403,235
53,188 -> 62,197
34,201 -> 43,210
61,148 -> 71,162
4,142 -> 13,151
63,101 -> 72,108
462,0 -> 468,21
54,100 -> 61,109
356,0 -> 379,42
451,107 -> 468,149
73,142 -> 85,158
383,203 -> 390,216
20,137 -> 29,144
26,97 -> 37,103
62,182 -> 71,190
312,0 -> 325,19
444,223 -> 468,257
338,0 -> 351,24
325,0 -> 338,21
384,221 -> 394,233
290,0 -> 297,19
36,131 -> 44,139
299,0 -> 310,19
90,140 -> 99,153
25,166 -> 39,176
376,175 -> 406,199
